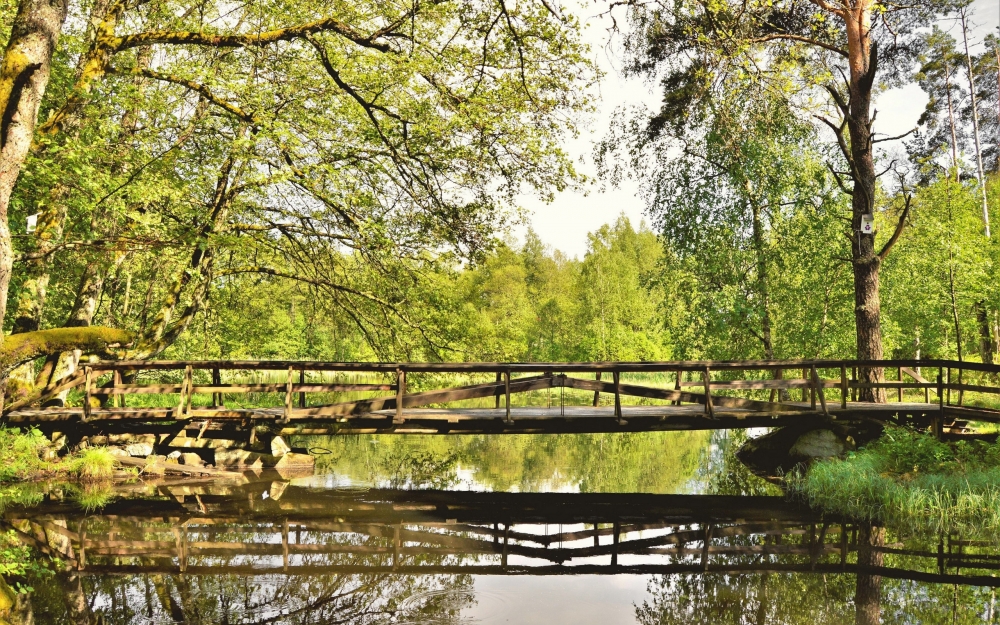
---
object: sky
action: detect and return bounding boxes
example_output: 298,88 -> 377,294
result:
514,0 -> 1000,259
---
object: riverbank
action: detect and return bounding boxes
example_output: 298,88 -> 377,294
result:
790,425 -> 1000,538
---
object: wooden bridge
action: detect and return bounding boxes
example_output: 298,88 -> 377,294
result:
5,358 -> 1000,439
8,485 -> 1000,586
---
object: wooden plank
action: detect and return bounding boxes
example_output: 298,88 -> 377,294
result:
613,371 -> 622,423
298,368 -> 306,409
395,368 -> 405,425
83,367 -> 93,423
703,368 -> 714,418
560,377 -> 806,413
495,372 -> 502,409
505,370 -> 511,423
948,383 -> 1000,395
840,365 -> 848,410
679,379 -> 839,390
212,367 -> 222,408
283,366 -> 293,422
593,371 -> 601,407
811,366 -> 828,416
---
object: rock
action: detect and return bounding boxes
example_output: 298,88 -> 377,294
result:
180,453 -> 204,467
789,429 -> 852,461
107,447 -> 130,458
269,481 -> 289,500
275,452 -> 314,477
736,421 -> 880,477
125,442 -> 154,457
249,458 -> 264,474
166,451 -> 182,460
270,436 -> 292,458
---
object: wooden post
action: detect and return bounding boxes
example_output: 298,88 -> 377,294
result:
840,364 -> 848,409
934,369 -> 944,440
298,367 -> 306,409
112,370 -> 123,408
185,365 -> 194,415
495,372 -> 502,409
674,370 -> 683,406
212,367 -> 222,408
898,366 -> 904,402
395,367 -> 406,425
957,366 -> 964,406
802,368 -> 809,403
946,367 -> 952,406
504,370 -> 511,423
613,370 -> 622,423
283,366 -> 294,422
770,368 -> 781,403
82,367 -> 93,423
703,367 -> 714,418
811,366 -> 828,416
592,371 -> 602,407
282,519 -> 289,572
809,367 -> 817,410
611,521 -> 620,567
701,523 -> 713,571
851,367 -> 858,401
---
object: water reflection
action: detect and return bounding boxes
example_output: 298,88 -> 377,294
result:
6,480 -> 1000,624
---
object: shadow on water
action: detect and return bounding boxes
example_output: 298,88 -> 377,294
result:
3,478 -> 1000,624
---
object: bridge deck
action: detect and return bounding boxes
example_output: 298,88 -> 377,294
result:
5,358 -> 1000,435
4,402 -> 963,435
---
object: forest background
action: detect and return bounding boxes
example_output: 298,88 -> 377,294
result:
0,0 -> 997,406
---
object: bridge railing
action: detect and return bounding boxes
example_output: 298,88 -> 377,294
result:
7,358 -> 1000,426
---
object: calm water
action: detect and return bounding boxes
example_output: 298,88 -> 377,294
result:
6,431 -> 1000,624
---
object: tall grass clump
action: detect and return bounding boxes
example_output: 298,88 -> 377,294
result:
69,448 -> 118,481
0,428 -> 50,483
791,426 -> 1000,539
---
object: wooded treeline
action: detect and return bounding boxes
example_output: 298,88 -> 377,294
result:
0,0 -> 996,404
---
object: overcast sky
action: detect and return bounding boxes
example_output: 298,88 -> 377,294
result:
514,0 -> 1000,258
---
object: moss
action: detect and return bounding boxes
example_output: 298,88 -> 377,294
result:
0,326 -> 132,377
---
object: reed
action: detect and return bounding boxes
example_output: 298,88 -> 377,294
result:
791,426 -> 1000,539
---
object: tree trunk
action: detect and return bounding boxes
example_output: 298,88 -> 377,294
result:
843,3 -> 885,401
0,0 -> 70,334
750,202 -> 775,360
975,301 -> 994,365
959,8 -> 991,237
855,524 -> 885,625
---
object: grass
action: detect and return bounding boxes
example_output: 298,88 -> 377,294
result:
790,425 -> 1000,538
0,427 -> 131,485
68,448 -> 118,481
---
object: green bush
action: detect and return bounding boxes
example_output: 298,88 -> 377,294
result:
0,428 -> 50,483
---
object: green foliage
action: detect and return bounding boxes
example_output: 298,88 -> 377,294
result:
793,426 -> 1000,538
307,430 -> 710,493
0,428 -> 49,483
68,448 -> 117,481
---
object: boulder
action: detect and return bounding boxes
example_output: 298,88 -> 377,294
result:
275,452 -> 314,477
179,453 -> 204,467
737,421 -> 881,477
270,436 -> 292,458
789,429 -> 851,461
125,442 -> 154,457
107,446 -> 130,458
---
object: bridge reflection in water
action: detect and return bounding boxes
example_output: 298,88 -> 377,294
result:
10,483 -> 1000,586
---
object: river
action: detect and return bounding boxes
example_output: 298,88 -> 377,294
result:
4,430 -> 999,624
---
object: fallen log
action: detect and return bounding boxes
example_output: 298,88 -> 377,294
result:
116,456 -> 246,479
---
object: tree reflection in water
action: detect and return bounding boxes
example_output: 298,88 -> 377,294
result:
7,483 -> 1000,625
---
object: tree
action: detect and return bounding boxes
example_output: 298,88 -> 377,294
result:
0,0 -> 594,386
610,0 -> 950,399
